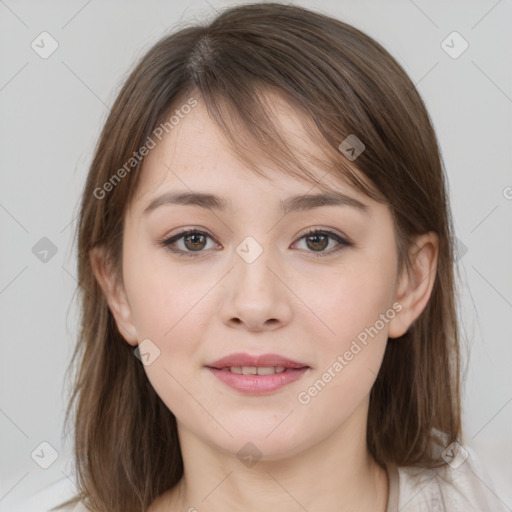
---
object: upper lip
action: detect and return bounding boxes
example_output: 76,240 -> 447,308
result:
206,353 -> 309,369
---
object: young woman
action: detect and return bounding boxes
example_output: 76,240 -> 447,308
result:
56,3 -> 507,511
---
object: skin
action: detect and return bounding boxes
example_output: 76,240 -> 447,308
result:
91,92 -> 439,512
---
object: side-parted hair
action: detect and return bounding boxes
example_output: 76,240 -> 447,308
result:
61,3 -> 462,511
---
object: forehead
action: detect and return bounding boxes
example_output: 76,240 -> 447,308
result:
131,93 -> 369,211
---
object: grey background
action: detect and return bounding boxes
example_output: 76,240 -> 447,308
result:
1,0 -> 511,510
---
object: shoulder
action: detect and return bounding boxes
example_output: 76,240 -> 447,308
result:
395,444 -> 509,512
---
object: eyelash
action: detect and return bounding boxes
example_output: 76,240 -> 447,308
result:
159,228 -> 354,258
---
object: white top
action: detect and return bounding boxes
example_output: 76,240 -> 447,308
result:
384,449 -> 510,512
21,446 -> 510,512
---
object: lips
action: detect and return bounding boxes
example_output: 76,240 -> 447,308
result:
206,352 -> 309,370
205,353 -> 310,394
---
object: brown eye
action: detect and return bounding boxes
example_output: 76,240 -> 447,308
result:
294,229 -> 353,257
183,233 -> 207,251
160,229 -> 218,258
305,233 -> 329,252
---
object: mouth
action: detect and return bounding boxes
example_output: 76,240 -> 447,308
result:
210,366 -> 300,374
206,352 -> 309,370
205,353 -> 310,394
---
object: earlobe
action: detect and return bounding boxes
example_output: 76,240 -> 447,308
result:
89,247 -> 139,346
388,232 -> 439,339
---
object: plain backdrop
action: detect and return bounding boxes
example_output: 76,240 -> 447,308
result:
1,0 -> 511,510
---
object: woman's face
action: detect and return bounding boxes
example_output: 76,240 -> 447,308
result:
110,95 -> 408,460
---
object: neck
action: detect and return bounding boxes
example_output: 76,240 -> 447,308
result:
165,404 -> 389,512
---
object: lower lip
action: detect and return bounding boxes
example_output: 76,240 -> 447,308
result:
207,367 -> 309,394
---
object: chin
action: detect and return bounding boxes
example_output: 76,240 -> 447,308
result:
205,419 -> 314,462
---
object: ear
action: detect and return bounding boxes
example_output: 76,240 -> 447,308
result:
89,247 -> 139,346
388,231 -> 439,339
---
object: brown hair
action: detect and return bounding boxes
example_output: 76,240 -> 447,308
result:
60,2 -> 462,510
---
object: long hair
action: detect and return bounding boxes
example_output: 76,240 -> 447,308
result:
60,3 -> 462,510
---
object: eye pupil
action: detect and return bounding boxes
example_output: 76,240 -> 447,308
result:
306,234 -> 328,251
184,233 -> 206,251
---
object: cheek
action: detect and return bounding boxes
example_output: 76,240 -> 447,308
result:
297,251 -> 397,351
123,246 -> 213,419
123,240 -> 202,340
293,247 -> 397,407
294,269 -> 393,425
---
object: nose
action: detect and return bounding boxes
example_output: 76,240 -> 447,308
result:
219,245 -> 293,333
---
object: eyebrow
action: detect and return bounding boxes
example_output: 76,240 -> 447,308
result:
143,190 -> 369,216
